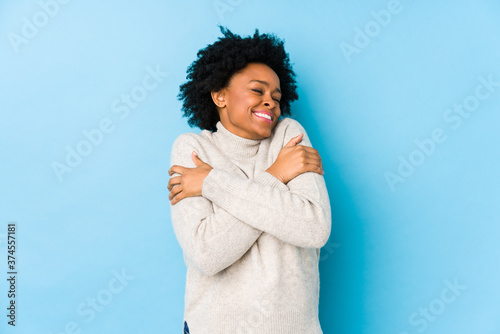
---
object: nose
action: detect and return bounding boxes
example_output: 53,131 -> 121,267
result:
263,94 -> 277,109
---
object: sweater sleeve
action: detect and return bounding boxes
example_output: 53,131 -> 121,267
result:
201,119 -> 332,249
170,134 -> 271,276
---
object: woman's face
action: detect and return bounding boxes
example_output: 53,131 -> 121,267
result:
212,63 -> 282,140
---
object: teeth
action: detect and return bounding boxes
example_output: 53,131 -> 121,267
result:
254,112 -> 271,120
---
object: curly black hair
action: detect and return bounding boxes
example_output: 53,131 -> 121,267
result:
177,26 -> 298,132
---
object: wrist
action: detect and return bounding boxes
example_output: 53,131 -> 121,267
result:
200,167 -> 213,197
265,166 -> 286,184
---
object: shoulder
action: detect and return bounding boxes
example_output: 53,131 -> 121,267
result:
274,117 -> 308,137
275,116 -> 303,130
170,129 -> 215,165
171,129 -> 212,152
272,117 -> 313,148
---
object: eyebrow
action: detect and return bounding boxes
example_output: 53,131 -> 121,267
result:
249,80 -> 282,94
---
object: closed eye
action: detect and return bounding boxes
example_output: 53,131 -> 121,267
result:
252,88 -> 281,104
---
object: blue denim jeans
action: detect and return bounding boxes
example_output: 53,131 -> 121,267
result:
183,320 -> 189,334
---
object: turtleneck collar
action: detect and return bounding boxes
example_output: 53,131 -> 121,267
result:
212,121 -> 262,160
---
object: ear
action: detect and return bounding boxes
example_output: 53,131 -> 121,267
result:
211,89 -> 226,109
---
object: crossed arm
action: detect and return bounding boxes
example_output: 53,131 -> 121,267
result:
168,123 -> 331,276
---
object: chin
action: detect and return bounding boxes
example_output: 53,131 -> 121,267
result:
250,123 -> 275,139
257,131 -> 272,139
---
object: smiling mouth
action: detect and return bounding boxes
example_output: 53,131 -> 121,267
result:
252,111 -> 272,124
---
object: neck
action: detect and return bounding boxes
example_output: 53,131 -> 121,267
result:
212,121 -> 261,160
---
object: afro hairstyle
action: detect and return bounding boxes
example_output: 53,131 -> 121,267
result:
177,26 -> 298,132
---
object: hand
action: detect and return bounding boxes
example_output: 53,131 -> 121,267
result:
168,152 -> 213,205
266,133 -> 324,184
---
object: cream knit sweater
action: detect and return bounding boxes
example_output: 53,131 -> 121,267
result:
169,117 -> 331,333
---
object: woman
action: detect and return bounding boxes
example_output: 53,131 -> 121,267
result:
168,26 -> 331,334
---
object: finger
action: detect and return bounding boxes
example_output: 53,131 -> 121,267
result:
294,145 -> 318,155
169,165 -> 185,176
310,158 -> 324,175
303,155 -> 322,166
169,184 -> 183,201
167,176 -> 182,191
192,151 -> 205,166
299,147 -> 323,170
170,190 -> 185,205
284,133 -> 303,148
293,147 -> 320,163
300,148 -> 323,165
297,155 -> 323,173
301,162 -> 324,175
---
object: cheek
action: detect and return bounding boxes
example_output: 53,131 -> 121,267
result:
231,92 -> 255,109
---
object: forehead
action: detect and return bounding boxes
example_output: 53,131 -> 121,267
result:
230,63 -> 280,87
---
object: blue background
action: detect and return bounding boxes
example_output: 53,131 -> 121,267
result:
1,0 -> 499,333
